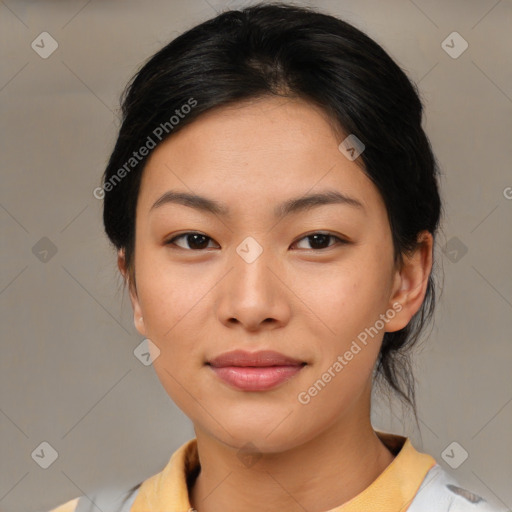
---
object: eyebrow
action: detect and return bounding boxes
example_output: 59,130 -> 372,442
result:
150,189 -> 365,218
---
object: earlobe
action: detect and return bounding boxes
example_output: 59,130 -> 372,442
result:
385,231 -> 433,333
134,314 -> 146,334
117,249 -> 147,336
129,286 -> 147,337
131,303 -> 146,337
129,283 -> 146,337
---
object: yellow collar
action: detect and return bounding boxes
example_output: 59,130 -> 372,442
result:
132,431 -> 436,512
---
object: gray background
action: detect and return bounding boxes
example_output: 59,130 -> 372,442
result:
1,1 -> 511,511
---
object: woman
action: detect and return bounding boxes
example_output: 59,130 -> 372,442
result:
49,3 -> 505,511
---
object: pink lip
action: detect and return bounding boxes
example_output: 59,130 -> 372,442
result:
207,350 -> 306,391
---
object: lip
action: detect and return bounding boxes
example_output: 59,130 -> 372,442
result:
207,350 -> 306,391
208,350 -> 304,368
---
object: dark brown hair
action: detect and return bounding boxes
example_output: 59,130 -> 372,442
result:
101,2 -> 443,413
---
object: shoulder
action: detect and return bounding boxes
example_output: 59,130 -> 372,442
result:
408,464 -> 509,512
46,483 -> 140,512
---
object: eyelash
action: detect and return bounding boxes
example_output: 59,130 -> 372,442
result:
164,231 -> 348,251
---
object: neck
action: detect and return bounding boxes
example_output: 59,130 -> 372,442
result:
189,399 -> 395,512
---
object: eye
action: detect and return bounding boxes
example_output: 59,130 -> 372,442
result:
165,231 -> 348,251
165,232 -> 219,250
291,232 -> 347,250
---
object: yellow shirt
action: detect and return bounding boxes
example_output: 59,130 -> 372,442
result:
49,431 -> 440,512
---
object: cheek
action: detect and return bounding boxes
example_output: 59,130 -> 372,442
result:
134,259 -> 208,393
135,254 -> 208,336
293,256 -> 390,401
152,357 -> 197,410
294,256 -> 390,342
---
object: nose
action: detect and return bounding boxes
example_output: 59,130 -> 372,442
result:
214,245 -> 292,332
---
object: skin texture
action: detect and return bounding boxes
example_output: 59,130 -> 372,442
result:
118,96 -> 433,512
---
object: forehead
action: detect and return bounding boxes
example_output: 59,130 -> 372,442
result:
137,97 -> 387,221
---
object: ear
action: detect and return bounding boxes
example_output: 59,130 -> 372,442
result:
117,249 -> 146,337
385,230 -> 434,333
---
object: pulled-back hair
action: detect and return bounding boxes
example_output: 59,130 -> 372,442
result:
101,2 -> 443,412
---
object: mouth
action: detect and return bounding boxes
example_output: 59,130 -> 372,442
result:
206,350 -> 307,391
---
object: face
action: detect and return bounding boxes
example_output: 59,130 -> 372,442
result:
123,96 -> 423,453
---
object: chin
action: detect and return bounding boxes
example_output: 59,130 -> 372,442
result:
198,412 -> 312,454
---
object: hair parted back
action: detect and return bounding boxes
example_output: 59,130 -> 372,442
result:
102,2 -> 443,413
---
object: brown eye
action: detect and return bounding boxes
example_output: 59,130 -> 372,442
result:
165,231 -> 347,251
166,232 -> 218,250
292,232 -> 347,250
